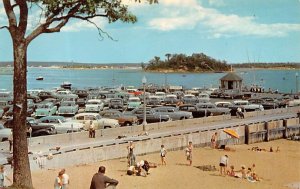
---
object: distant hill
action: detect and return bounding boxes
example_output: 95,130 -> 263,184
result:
232,63 -> 300,69
0,61 -> 141,68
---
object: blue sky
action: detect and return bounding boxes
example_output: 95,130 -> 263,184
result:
0,0 -> 300,64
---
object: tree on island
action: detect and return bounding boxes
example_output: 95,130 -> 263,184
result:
0,0 -> 157,188
145,53 -> 230,72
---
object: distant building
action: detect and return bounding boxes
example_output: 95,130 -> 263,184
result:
220,72 -> 243,91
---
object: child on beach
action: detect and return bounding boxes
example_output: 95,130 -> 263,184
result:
185,142 -> 193,166
211,132 -> 217,149
227,165 -> 236,177
127,141 -> 136,167
160,145 -> 167,166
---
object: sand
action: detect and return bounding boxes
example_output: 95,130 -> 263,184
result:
31,139 -> 300,189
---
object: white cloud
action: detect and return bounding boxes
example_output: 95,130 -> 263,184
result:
148,0 -> 300,37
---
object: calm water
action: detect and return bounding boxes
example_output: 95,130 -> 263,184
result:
0,67 -> 299,93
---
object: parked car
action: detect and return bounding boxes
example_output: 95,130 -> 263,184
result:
198,93 -> 210,102
221,90 -> 244,99
73,89 -> 89,98
215,101 -> 233,108
55,90 -> 78,100
38,116 -> 83,133
0,123 -> 11,141
195,103 -> 231,117
249,98 -> 279,110
4,118 -> 56,137
108,98 -> 124,111
73,113 -> 120,130
57,101 -> 79,116
2,106 -> 34,120
147,96 -> 161,107
35,102 -> 58,118
152,106 -> 193,120
129,107 -> 171,124
0,109 -> 3,119
100,110 -> 138,126
155,92 -> 166,102
127,97 -> 141,110
76,98 -> 87,107
85,99 -> 104,112
163,94 -> 179,106
182,94 -> 199,105
229,100 -> 264,116
37,91 -> 58,101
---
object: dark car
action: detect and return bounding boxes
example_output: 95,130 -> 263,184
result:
129,107 -> 171,124
109,98 -> 124,111
4,118 -> 57,137
100,110 -> 138,126
37,91 -> 58,101
73,89 -> 89,98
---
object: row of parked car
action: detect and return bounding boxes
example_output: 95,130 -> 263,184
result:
0,87 -> 299,141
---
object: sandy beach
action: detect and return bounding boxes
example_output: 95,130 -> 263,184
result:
30,139 -> 300,189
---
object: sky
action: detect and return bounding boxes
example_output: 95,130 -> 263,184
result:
0,0 -> 300,64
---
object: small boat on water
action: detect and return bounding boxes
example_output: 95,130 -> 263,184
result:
36,76 -> 44,81
61,81 -> 72,89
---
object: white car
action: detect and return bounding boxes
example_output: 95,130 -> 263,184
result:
0,123 -> 11,142
38,116 -> 84,134
232,100 -> 264,111
85,99 -> 104,112
73,113 -> 119,130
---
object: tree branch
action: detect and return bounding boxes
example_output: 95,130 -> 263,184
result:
0,26 -> 9,31
72,16 -> 115,41
16,0 -> 28,37
3,0 -> 17,32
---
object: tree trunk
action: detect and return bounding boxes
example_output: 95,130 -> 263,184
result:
12,39 -> 33,189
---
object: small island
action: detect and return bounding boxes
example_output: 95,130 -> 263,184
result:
143,53 -> 230,73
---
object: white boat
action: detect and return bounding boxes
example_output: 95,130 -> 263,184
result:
61,81 -> 72,89
36,76 -> 44,81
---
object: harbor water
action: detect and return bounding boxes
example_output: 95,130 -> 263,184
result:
0,67 -> 299,93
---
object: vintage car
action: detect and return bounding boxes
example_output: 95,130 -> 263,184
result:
37,91 -> 58,101
195,103 -> 231,117
0,123 -> 11,141
182,94 -> 199,105
198,93 -> 210,103
163,94 -> 179,106
229,100 -> 264,116
54,90 -> 78,100
73,113 -> 120,130
215,101 -> 233,108
35,102 -> 58,118
154,92 -> 166,102
0,99 -> 13,112
76,98 -> 87,107
85,99 -> 104,112
73,89 -> 89,98
108,98 -> 124,111
152,106 -> 193,120
4,117 -> 56,137
147,96 -> 161,107
100,110 -> 138,126
127,97 -> 141,110
57,101 -> 79,116
249,98 -> 279,110
38,116 -> 83,134
129,107 -> 171,124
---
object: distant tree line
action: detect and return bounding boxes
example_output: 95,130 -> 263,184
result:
144,53 -> 230,72
233,63 -> 300,69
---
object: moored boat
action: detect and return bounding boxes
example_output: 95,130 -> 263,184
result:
61,81 -> 72,89
36,76 -> 44,81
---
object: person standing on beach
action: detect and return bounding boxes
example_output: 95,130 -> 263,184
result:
211,132 -> 217,149
127,141 -> 135,167
54,170 -> 64,189
61,168 -> 70,189
185,141 -> 193,166
89,120 -> 96,138
219,155 -> 229,176
90,166 -> 119,189
160,145 -> 167,166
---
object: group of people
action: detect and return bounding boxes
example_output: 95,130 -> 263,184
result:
219,154 -> 260,182
54,168 -> 69,189
126,141 -> 158,177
